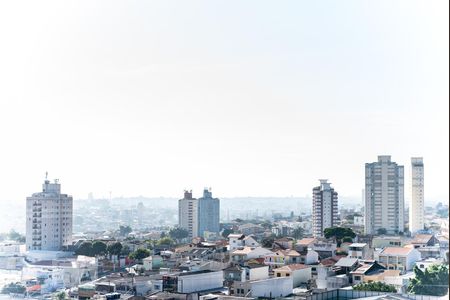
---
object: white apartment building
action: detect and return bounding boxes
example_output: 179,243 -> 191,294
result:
26,177 -> 73,251
312,179 -> 338,237
365,155 -> 405,235
410,157 -> 424,234
178,190 -> 199,238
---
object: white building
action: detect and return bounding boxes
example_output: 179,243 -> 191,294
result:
410,157 -> 424,234
232,277 -> 293,298
26,177 -> 73,251
175,270 -> 223,293
365,155 -> 405,235
312,180 -> 338,237
178,190 -> 199,238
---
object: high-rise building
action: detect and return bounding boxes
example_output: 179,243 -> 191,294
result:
198,188 -> 220,237
26,177 -> 73,251
365,155 -> 404,235
178,190 -> 199,238
312,179 -> 338,237
178,188 -> 220,239
410,157 -> 424,235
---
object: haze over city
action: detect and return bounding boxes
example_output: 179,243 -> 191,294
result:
0,1 -> 448,201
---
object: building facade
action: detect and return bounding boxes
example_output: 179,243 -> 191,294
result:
312,180 -> 338,237
409,157 -> 424,234
364,155 -> 404,235
26,177 -> 73,251
197,188 -> 220,237
178,190 -> 199,238
178,188 -> 220,239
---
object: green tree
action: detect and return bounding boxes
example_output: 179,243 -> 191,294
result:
107,242 -> 123,256
119,225 -> 132,236
157,237 -> 175,246
221,228 -> 234,238
323,227 -> 356,246
353,282 -> 397,293
261,235 -> 275,248
8,230 -> 25,243
292,227 -> 305,239
1,282 -> 26,294
53,291 -> 68,300
342,236 -> 354,243
129,248 -> 151,261
120,245 -> 131,256
75,241 -> 94,256
92,241 -> 107,256
407,265 -> 449,296
169,227 -> 189,242
260,220 -> 273,229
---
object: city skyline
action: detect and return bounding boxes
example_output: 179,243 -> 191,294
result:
0,1 -> 448,202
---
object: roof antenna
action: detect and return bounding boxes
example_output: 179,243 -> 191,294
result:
45,171 -> 48,180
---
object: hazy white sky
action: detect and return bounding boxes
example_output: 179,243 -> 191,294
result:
0,1 -> 448,202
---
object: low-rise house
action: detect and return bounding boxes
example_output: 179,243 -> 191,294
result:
238,224 -> 265,236
274,237 -> 295,250
347,243 -> 371,260
232,276 -> 293,298
162,270 -> 224,293
311,241 -> 337,259
143,255 -> 163,271
371,236 -> 404,249
228,234 -> 259,251
230,247 -> 272,263
295,238 -> 317,253
375,246 -> 421,273
410,234 -> 439,248
274,264 -> 312,288
350,260 -> 387,285
264,249 -> 301,268
334,257 -> 359,277
415,258 -> 444,272
223,263 -> 269,287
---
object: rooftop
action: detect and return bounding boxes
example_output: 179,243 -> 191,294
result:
380,247 -> 414,256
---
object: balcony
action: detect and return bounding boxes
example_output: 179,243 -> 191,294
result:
32,208 -> 42,212
32,225 -> 41,229
33,213 -> 42,218
32,220 -> 42,224
33,231 -> 41,235
32,237 -> 42,241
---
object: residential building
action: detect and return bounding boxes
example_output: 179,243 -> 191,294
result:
162,270 -> 223,293
230,247 -> 272,263
410,157 -> 424,234
372,236 -> 404,249
274,264 -> 312,288
348,243 -> 371,260
376,246 -> 421,273
350,260 -> 387,285
311,241 -> 337,259
312,180 -> 338,237
198,188 -> 220,238
365,155 -> 405,235
26,177 -> 73,251
178,190 -> 198,238
228,234 -> 259,251
232,277 -> 293,298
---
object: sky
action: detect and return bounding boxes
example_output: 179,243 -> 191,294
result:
0,1 -> 448,203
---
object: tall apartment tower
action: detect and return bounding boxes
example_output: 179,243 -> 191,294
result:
312,179 -> 338,237
198,188 -> 220,237
365,155 -> 404,235
178,190 -> 199,238
410,157 -> 424,235
26,177 -> 73,251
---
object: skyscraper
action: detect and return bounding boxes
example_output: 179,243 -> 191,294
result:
178,190 -> 198,238
178,188 -> 220,239
365,155 -> 405,235
26,177 -> 73,251
410,157 -> 424,235
197,188 -> 220,237
312,179 -> 338,237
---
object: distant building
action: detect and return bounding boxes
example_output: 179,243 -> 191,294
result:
26,177 -> 73,251
365,155 -> 405,235
198,188 -> 220,237
410,157 -> 424,234
178,190 -> 199,238
312,180 -> 338,237
178,189 -> 220,239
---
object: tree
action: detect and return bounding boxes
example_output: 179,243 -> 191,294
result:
260,220 -> 273,229
377,228 -> 387,235
107,242 -> 123,256
75,241 -> 94,256
169,227 -> 189,242
1,282 -> 26,295
119,225 -> 132,236
261,235 -> 275,248
342,236 -> 354,243
8,230 -> 25,243
292,227 -> 305,239
221,228 -> 234,238
323,227 -> 356,246
129,248 -> 151,261
157,237 -> 175,246
160,231 -> 167,238
53,291 -> 68,300
92,241 -> 107,256
120,245 -> 131,256
407,265 -> 449,296
353,282 -> 397,293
